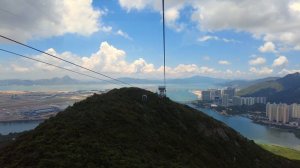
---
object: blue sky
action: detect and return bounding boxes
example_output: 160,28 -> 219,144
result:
0,0 -> 300,80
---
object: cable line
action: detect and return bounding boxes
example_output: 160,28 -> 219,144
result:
162,0 -> 166,88
0,48 -> 122,86
157,0 -> 167,97
0,34 -> 134,87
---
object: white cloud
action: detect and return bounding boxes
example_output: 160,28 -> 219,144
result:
272,56 -> 288,67
11,64 -> 30,73
249,57 -> 266,66
218,60 -> 230,65
249,67 -> 273,75
118,0 -> 151,11
118,0 -> 186,31
174,64 -> 199,73
0,0 -> 102,42
197,35 -> 237,43
278,68 -> 300,75
117,0 -> 300,49
191,0 -> 300,50
116,30 -> 132,40
289,2 -> 300,12
2,41 -> 248,79
164,6 -> 186,32
101,26 -> 113,33
28,41 -> 157,78
198,35 -> 219,42
259,42 -> 276,53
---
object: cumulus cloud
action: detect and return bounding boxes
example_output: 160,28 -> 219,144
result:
259,42 -> 276,53
218,60 -> 230,65
249,67 -> 273,75
118,0 -> 300,50
49,42 -> 153,74
191,0 -> 300,50
118,0 -> 186,31
0,0 -> 102,42
272,56 -> 288,67
249,57 -> 266,66
2,41 -> 248,79
11,64 -> 30,72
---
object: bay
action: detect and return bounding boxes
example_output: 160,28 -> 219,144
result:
193,107 -> 300,150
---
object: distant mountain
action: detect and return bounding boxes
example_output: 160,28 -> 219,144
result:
0,88 -> 298,167
0,75 -> 229,86
119,76 -> 229,85
168,76 -> 229,84
221,77 -> 279,89
0,75 -> 80,86
239,73 -> 300,103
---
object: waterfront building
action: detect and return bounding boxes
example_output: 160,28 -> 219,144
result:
266,103 -> 290,123
255,97 -> 266,104
289,103 -> 300,119
233,96 -> 266,106
201,89 -> 223,102
201,88 -> 268,107
202,90 -> 212,101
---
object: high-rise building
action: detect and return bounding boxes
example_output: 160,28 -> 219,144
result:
215,90 -> 223,99
233,96 -> 242,106
233,97 -> 266,106
255,97 -> 266,104
223,87 -> 236,99
289,103 -> 300,119
222,94 -> 229,107
201,89 -> 223,102
202,90 -> 212,101
266,103 -> 290,123
278,103 -> 289,123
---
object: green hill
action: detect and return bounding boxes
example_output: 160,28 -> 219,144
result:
0,88 -> 299,168
239,72 -> 300,103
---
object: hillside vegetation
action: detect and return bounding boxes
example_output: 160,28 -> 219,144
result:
0,88 -> 299,168
239,73 -> 300,103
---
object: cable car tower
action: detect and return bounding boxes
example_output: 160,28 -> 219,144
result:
158,0 -> 166,97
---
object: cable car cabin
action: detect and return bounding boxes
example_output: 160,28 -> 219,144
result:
158,86 -> 166,97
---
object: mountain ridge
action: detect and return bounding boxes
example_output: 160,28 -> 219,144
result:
221,77 -> 279,89
239,73 -> 300,103
0,75 -> 230,86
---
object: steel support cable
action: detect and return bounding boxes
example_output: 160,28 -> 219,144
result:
0,48 -> 123,86
0,35 -> 134,87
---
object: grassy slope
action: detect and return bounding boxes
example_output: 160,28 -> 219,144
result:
259,144 -> 300,161
238,81 -> 282,96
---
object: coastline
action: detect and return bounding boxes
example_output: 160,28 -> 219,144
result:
0,119 -> 44,123
189,103 -> 300,151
